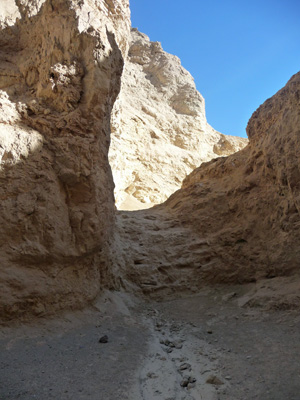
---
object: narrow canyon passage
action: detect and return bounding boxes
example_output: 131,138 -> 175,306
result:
1,2 -> 300,400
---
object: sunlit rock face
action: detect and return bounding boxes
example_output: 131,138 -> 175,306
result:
162,72 -> 300,285
111,73 -> 300,298
0,0 -> 130,321
110,28 -> 247,210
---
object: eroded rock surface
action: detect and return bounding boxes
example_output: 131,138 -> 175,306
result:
1,0 -> 299,327
0,0 -> 130,321
109,28 -> 247,209
113,72 -> 300,295
164,72 -> 300,283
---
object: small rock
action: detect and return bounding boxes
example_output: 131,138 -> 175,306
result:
147,372 -> 157,379
180,376 -> 196,388
187,382 -> 196,390
180,377 -> 189,388
173,340 -> 183,349
206,375 -> 224,386
179,363 -> 191,371
207,329 -> 213,334
99,335 -> 108,343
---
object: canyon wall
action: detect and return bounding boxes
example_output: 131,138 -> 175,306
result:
163,72 -> 300,284
109,28 -> 247,209
113,73 -> 300,297
0,0 -> 130,321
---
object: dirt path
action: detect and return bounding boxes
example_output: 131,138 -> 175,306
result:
1,285 -> 300,400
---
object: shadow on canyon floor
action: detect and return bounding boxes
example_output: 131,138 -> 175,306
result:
1,283 -> 300,400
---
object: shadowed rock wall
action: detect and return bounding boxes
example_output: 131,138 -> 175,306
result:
0,0 -> 130,321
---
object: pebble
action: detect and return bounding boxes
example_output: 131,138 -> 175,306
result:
179,363 -> 191,371
187,382 -> 196,390
161,339 -> 182,349
180,377 -> 189,388
147,372 -> 157,379
206,375 -> 224,385
180,376 -> 196,388
173,341 -> 183,349
99,335 -> 108,343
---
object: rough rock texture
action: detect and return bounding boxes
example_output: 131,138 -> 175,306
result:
113,72 -> 300,295
0,0 -> 130,321
164,72 -> 300,283
109,28 -> 247,209
1,0 -> 299,326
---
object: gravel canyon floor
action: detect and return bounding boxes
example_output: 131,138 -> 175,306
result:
1,281 -> 300,400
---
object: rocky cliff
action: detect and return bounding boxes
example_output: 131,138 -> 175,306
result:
113,72 -> 300,296
109,28 -> 247,209
165,72 -> 300,286
0,0 -> 130,321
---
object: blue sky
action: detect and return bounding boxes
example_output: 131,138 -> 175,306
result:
130,0 -> 300,138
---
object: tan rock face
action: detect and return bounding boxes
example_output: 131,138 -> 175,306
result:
162,72 -> 300,284
112,73 -> 300,297
0,0 -> 130,321
109,28 -> 247,209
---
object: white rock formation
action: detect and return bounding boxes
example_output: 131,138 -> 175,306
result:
110,28 -> 248,209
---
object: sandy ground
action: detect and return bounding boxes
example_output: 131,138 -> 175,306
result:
1,280 -> 300,400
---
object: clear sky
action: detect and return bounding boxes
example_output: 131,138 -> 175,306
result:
130,0 -> 300,138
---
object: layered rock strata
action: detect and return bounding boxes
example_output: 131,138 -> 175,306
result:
0,0 -> 130,321
109,28 -> 247,209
